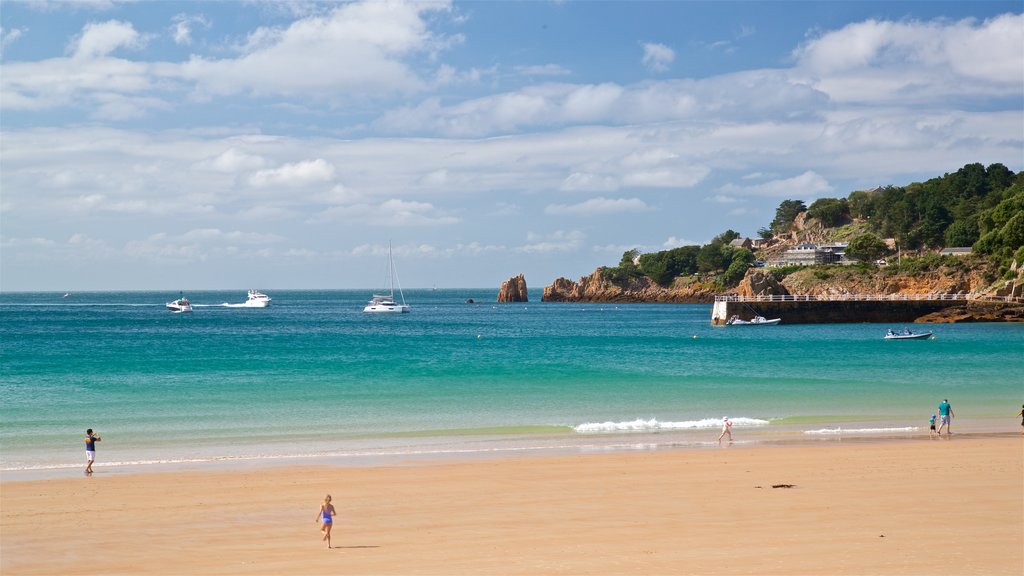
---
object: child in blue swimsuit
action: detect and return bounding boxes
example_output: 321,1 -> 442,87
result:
315,494 -> 336,548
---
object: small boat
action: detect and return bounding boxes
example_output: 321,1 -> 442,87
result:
62,292 -> 71,299
243,289 -> 271,308
884,328 -> 933,340
727,315 -> 781,326
364,242 -> 410,314
166,293 -> 193,313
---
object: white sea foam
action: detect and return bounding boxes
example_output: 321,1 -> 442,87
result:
803,426 -> 920,435
574,417 -> 769,433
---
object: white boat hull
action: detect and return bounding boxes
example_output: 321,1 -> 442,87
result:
884,331 -> 933,340
727,316 -> 781,326
363,303 -> 410,313
166,301 -> 192,313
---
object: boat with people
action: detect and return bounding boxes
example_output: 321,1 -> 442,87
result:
166,292 -> 193,313
727,314 -> 781,326
364,242 -> 410,314
884,328 -> 933,340
243,289 -> 271,307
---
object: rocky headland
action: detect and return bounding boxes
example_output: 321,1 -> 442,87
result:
541,269 -> 718,303
538,258 -> 1024,323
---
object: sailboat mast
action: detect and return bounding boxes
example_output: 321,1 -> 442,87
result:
388,241 -> 395,298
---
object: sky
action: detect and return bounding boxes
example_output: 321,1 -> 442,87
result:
1,0 -> 1022,292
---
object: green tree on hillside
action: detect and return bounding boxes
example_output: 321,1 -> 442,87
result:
846,233 -> 889,263
638,245 -> 700,286
807,198 -> 850,227
770,200 -> 806,233
722,248 -> 755,285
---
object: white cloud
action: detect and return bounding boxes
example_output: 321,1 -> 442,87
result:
70,20 -> 144,59
312,199 -> 458,227
1,27 -> 25,56
249,159 -> 336,187
181,0 -> 455,99
718,171 -> 834,197
544,197 -> 649,216
124,229 -> 283,260
662,236 -> 699,248
171,13 -> 211,46
641,42 -> 675,72
559,172 -> 619,193
707,195 -> 739,204
517,230 -> 585,254
792,13 -> 1024,103
198,148 -> 268,173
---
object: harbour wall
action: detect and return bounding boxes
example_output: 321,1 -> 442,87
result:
711,297 -> 966,325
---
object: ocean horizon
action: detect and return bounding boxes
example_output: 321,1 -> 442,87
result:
2,289 -> 1021,478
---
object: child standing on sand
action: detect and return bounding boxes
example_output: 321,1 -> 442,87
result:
315,495 -> 336,548
929,414 -> 937,435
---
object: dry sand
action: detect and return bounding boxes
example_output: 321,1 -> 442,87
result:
2,435 -> 1022,575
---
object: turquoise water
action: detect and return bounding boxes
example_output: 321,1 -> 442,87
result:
2,289 -> 1021,474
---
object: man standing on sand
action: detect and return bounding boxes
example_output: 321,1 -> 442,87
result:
936,400 -> 954,435
85,428 -> 100,474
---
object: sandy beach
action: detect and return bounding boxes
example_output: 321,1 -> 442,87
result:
2,435 -> 1021,576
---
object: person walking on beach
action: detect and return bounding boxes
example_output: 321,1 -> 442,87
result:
936,399 -> 954,435
315,494 -> 336,548
717,416 -> 733,443
1017,404 -> 1024,435
84,429 -> 100,474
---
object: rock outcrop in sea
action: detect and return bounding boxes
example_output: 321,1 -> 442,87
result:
541,269 -> 716,303
497,274 -> 529,302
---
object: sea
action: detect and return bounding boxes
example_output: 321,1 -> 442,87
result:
2,289 -> 1021,478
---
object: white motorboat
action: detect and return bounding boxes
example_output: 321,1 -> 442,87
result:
884,328 -> 933,340
364,242 -> 410,314
726,315 -> 781,326
243,289 -> 271,307
166,293 -> 193,313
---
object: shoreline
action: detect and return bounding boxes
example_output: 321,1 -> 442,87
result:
2,424 -> 1017,481
2,434 -> 1021,575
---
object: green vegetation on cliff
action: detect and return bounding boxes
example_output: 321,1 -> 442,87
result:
595,163 -> 1021,292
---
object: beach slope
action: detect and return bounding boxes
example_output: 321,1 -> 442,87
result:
2,436 -> 1021,575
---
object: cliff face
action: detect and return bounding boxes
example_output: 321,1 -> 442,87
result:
541,269 -> 716,303
777,264 -> 996,297
497,274 -> 528,302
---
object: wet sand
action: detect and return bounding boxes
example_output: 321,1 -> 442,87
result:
2,435 -> 1021,575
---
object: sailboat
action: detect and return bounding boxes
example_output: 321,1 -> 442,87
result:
363,242 -> 410,313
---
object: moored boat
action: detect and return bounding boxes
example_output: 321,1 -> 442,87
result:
363,242 -> 410,314
727,315 -> 781,326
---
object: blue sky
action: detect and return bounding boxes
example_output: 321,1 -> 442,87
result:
2,1 -> 1022,291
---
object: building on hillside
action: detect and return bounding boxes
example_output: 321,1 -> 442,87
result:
729,237 -> 753,250
750,238 -> 770,249
939,247 -> 973,256
780,242 -> 851,266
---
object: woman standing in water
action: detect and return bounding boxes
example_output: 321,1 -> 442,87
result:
315,495 -> 336,548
